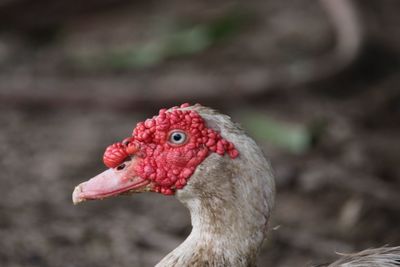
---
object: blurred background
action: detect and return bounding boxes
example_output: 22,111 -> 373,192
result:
1,0 -> 399,266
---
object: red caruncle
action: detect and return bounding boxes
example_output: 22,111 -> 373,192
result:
102,103 -> 239,195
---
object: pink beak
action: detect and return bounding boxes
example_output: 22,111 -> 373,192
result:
72,163 -> 151,204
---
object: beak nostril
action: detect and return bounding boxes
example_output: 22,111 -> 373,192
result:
116,163 -> 126,171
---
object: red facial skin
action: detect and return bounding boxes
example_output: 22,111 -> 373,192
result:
103,103 -> 239,195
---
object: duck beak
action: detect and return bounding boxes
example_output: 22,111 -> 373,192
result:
72,164 -> 151,204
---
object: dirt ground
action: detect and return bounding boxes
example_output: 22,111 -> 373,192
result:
0,0 -> 400,266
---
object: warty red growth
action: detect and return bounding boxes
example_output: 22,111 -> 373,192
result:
102,103 -> 239,195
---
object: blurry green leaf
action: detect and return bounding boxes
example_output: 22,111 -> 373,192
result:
165,25 -> 211,56
108,43 -> 165,69
240,112 -> 312,154
72,9 -> 249,70
207,10 -> 248,42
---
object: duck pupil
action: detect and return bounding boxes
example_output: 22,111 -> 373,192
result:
173,134 -> 182,141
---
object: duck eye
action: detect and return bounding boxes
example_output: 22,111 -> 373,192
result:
116,163 -> 126,170
169,131 -> 187,145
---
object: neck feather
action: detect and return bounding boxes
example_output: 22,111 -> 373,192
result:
156,135 -> 275,267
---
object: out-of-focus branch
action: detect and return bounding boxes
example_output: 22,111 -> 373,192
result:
0,0 -> 364,110
270,0 -> 363,88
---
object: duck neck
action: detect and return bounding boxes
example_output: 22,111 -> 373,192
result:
157,198 -> 266,267
156,154 -> 274,267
